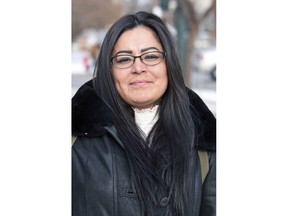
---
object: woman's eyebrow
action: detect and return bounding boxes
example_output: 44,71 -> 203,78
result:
141,47 -> 159,52
115,50 -> 133,55
114,47 -> 159,56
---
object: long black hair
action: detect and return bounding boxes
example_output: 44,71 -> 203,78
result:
93,11 -> 197,216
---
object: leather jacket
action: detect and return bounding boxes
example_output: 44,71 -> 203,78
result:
72,79 -> 216,216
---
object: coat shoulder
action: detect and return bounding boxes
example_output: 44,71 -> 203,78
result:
187,88 -> 216,151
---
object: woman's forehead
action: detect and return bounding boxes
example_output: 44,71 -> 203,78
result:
113,26 -> 162,54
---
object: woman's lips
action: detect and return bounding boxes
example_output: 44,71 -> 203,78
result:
129,80 -> 152,86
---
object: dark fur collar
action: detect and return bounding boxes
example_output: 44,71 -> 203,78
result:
72,79 -> 216,151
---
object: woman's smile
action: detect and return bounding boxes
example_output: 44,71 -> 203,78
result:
129,80 -> 152,86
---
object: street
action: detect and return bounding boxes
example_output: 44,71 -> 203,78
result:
72,72 -> 93,96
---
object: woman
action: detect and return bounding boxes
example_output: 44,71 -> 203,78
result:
72,11 -> 216,216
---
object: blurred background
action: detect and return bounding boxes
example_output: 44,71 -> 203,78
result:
72,0 -> 216,116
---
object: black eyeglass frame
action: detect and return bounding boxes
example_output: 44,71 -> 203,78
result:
110,51 -> 166,69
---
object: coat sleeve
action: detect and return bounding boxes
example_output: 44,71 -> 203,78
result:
72,139 -> 88,216
200,151 -> 216,216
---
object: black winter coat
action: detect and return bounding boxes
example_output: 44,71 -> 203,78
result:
72,79 -> 216,216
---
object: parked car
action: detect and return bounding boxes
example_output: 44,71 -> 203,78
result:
195,46 -> 216,80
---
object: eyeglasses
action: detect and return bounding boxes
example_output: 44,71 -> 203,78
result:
111,51 -> 166,69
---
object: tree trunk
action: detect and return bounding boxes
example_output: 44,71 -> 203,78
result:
176,0 -> 216,88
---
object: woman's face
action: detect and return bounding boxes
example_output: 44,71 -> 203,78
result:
111,26 -> 168,109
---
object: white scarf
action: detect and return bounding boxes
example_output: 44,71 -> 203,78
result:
133,105 -> 159,138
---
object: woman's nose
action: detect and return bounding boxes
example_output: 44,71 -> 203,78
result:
131,57 -> 146,73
